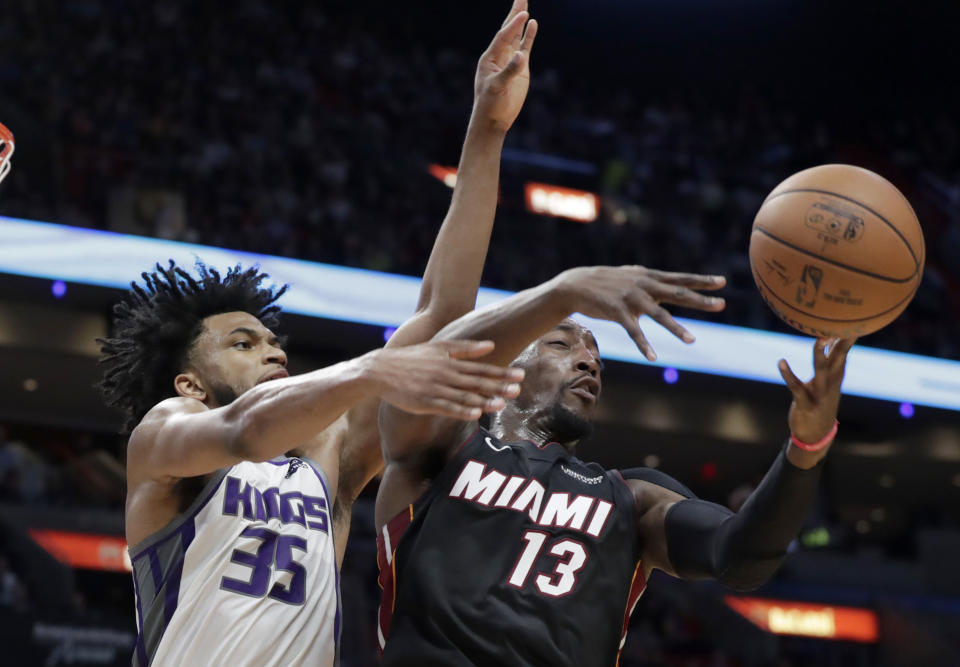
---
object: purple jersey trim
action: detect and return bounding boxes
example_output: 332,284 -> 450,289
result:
147,548 -> 163,591
163,518 -> 196,628
334,555 -> 342,657
129,469 -> 228,559
128,469 -> 227,666
300,455 -> 341,653
131,568 -> 148,666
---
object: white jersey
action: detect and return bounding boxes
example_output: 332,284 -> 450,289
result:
129,456 -> 340,666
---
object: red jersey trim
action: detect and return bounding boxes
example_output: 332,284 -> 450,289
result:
615,558 -> 648,665
613,469 -> 646,665
376,504 -> 414,655
453,424 -> 481,458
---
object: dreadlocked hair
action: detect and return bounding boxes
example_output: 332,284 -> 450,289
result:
97,260 -> 288,433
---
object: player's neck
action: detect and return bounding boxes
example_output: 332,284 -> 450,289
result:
489,413 -> 578,453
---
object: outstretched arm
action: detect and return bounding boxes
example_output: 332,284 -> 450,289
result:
632,338 -> 855,590
380,266 -> 727,465
410,0 -> 538,326
331,0 -> 539,503
127,340 -> 521,484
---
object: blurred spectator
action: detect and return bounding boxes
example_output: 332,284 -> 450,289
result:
0,554 -> 29,611
0,425 -> 48,503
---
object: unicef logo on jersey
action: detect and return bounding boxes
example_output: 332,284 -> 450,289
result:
561,465 -> 603,485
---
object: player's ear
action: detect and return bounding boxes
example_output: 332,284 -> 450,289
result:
174,371 -> 207,401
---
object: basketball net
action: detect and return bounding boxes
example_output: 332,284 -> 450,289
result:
0,123 -> 14,184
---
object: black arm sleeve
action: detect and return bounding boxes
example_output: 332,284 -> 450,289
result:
663,441 -> 825,592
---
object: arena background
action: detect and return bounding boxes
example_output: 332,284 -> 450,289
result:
1,0 -> 959,665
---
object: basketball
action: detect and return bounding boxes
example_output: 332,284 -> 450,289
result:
749,164 -> 925,338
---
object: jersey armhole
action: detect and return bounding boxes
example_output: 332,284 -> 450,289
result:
618,467 -> 697,499
128,467 -> 231,558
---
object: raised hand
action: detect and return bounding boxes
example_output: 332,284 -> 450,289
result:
472,0 -> 539,133
554,266 -> 727,361
372,340 -> 524,420
778,338 -> 855,447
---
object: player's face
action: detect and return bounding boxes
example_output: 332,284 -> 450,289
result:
186,312 -> 288,406
513,319 -> 603,424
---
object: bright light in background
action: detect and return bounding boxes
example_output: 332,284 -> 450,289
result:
427,164 -> 458,188
899,402 -> 914,419
663,367 -> 679,384
524,182 -> 599,222
383,326 -> 397,342
51,280 -> 66,298
4,216 -> 960,411
725,596 -> 879,643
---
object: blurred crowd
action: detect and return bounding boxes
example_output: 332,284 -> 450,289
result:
0,552 -> 28,612
0,425 -> 124,509
2,1 -> 960,358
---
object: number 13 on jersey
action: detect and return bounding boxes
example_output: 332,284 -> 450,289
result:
507,530 -> 588,597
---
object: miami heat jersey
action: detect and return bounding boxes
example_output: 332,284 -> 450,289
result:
377,427 -> 646,667
129,456 -> 340,666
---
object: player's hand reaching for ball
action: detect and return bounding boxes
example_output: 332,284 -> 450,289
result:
778,338 -> 855,466
553,266 -> 727,361
368,340 -> 524,421
472,0 -> 538,134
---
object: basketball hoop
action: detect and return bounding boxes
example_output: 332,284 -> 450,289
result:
0,123 -> 14,184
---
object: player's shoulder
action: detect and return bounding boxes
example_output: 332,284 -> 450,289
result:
141,396 -> 209,423
128,397 -> 208,456
616,466 -> 696,499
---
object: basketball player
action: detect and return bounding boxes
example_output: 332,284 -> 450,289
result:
98,3 -> 538,665
376,265 -> 855,665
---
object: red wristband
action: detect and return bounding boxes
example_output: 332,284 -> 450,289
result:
790,420 -> 838,452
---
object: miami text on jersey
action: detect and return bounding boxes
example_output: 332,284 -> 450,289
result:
448,459 -> 613,538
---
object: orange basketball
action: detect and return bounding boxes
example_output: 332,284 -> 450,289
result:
749,164 -> 925,338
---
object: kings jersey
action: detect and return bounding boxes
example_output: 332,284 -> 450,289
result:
377,427 -> 647,667
129,457 -> 340,667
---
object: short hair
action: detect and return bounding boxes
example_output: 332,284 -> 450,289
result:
98,260 -> 287,432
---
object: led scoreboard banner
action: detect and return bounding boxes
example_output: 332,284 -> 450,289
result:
725,596 -> 880,643
3,215 -> 960,411
29,529 -> 132,573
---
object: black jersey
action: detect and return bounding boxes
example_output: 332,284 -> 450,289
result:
377,427 -> 646,667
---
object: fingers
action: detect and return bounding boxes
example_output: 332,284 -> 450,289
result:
417,398 -> 486,421
447,375 -> 522,400
493,50 -> 526,84
778,359 -> 809,399
441,339 -> 496,360
449,357 -> 525,382
435,383 -> 516,412
614,309 -> 657,361
403,363 -> 524,421
813,338 -> 830,371
520,18 -> 538,55
500,0 -> 528,29
488,10 -> 529,58
629,292 -> 694,344
644,280 -> 726,312
829,338 -> 856,370
421,366 -> 523,421
810,338 -> 833,394
642,269 -> 727,291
